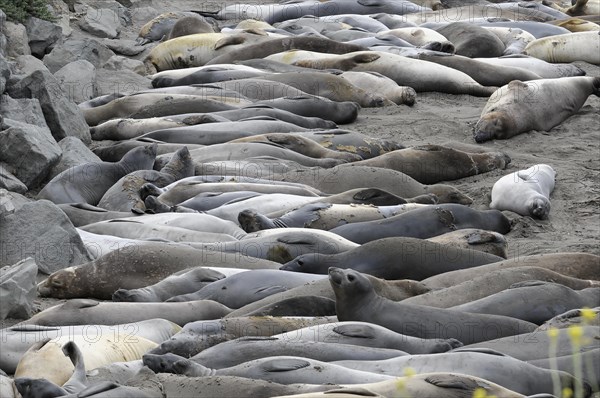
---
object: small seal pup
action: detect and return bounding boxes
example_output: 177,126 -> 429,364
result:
490,164 -> 556,219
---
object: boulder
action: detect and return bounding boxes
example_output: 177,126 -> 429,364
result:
0,257 -> 38,320
0,95 -> 48,129
0,164 -> 28,194
43,38 -> 115,73
54,59 -> 98,104
0,188 -> 31,215
0,53 -> 9,95
0,200 -> 92,274
96,68 -> 151,95
102,38 -> 147,55
25,16 -> 63,58
7,69 -> 92,143
79,7 -> 121,39
48,137 -> 102,180
0,119 -> 61,188
103,54 -> 145,75
2,21 -> 31,57
12,54 -> 47,76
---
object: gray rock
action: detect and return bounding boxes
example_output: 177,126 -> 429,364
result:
102,38 -> 147,55
7,69 -> 92,143
54,59 -> 98,104
43,38 -> 115,73
0,200 -> 92,274
84,0 -> 132,26
25,17 -> 63,58
79,8 -> 121,39
0,257 -> 38,320
2,21 -> 31,57
0,119 -> 61,188
0,188 -> 31,215
0,53 -> 9,95
103,55 -> 145,75
115,0 -> 153,8
0,164 -> 28,194
96,67 -> 151,96
0,95 -> 48,128
130,6 -> 158,25
48,136 -> 101,180
0,10 -> 6,56
12,54 -> 47,77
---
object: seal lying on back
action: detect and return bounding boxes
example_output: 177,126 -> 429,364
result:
329,267 -> 537,345
37,145 -> 157,205
490,164 -> 556,219
474,76 -> 600,143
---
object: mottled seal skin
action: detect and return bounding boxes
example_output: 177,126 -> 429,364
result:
37,144 -> 157,206
328,204 -> 510,244
490,164 -> 556,219
97,146 -> 194,213
206,36 -> 369,65
428,228 -> 508,258
329,267 -> 537,345
281,237 -> 503,280
341,144 -> 511,184
451,281 -> 600,325
37,242 -> 279,300
474,77 -> 600,143
523,31 -> 600,64
136,11 -> 201,44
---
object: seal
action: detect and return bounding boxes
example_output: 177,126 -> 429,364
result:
269,373 -> 530,398
143,31 -> 272,73
295,129 -> 404,159
112,267 -> 226,302
341,144 -> 510,184
329,267 -> 537,344
273,321 -> 462,354
286,51 -> 498,96
136,11 -> 202,44
462,325 -> 600,361
548,17 -> 600,33
420,252 -> 600,289
484,26 -> 536,55
474,77 -> 600,143
167,15 -> 215,39
523,31 -> 600,64
280,237 -> 503,280
450,281 -> 600,324
92,141 -> 204,162
83,93 -> 238,126
205,36 -> 368,65
166,270 -> 326,308
435,22 -> 506,57
57,203 -> 134,227
37,242 -> 280,300
328,203 -> 510,244
242,295 -> 337,317
14,334 -> 157,385
37,144 -> 157,206
490,164 -> 556,219
428,228 -> 508,258
254,95 -> 360,124
339,71 -> 417,106
152,67 -> 269,87
238,203 -> 428,232
148,316 -> 336,358
0,319 -> 181,374
24,298 -> 232,326
474,54 -> 585,78
97,146 -> 194,212
143,354 -> 395,384
190,336 -> 406,369
404,267 -> 599,309
330,350 -> 581,397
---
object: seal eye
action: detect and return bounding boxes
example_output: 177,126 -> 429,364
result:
347,274 -> 356,282
296,260 -> 304,267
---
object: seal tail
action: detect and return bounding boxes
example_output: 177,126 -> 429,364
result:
61,341 -> 88,393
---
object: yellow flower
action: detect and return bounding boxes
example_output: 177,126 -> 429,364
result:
403,367 -> 416,377
567,325 -> 583,344
473,388 -> 488,398
547,326 -> 560,339
580,308 -> 597,324
395,378 -> 406,391
562,387 -> 573,398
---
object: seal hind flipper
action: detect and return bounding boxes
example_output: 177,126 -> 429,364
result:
323,387 -> 380,396
262,358 -> 311,372
77,382 -> 122,397
214,36 -> 246,50
424,374 -> 483,395
63,299 -> 100,309
332,324 -> 377,339
61,341 -> 87,394
450,347 -> 509,356
68,203 -> 110,212
508,280 -> 550,289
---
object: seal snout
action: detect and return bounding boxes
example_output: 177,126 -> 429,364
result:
328,267 -> 344,286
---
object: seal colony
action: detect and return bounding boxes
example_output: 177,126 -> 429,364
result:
1,0 -> 599,397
